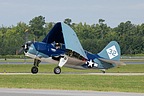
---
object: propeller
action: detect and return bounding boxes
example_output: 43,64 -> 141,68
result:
18,41 -> 33,54
22,41 -> 33,53
18,47 -> 23,54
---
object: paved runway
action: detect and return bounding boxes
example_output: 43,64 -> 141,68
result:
0,88 -> 143,96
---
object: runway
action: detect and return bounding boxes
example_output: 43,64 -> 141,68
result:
0,88 -> 143,96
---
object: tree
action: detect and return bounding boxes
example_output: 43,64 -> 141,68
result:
0,17 -> 144,55
64,18 -> 72,26
114,21 -> 138,54
44,22 -> 54,35
0,27 -> 8,55
29,16 -> 46,40
98,19 -> 110,39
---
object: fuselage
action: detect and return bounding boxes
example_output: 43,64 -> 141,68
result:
22,22 -> 122,74
24,41 -> 99,69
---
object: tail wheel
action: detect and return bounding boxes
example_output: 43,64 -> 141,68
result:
31,66 -> 38,74
54,66 -> 61,74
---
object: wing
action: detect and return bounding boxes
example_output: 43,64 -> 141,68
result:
42,22 -> 87,59
61,23 -> 87,59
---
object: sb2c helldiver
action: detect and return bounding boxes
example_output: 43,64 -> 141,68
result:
22,22 -> 125,74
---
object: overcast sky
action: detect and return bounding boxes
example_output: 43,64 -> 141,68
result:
0,0 -> 144,27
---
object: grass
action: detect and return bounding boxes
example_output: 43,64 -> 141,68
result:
0,59 -> 144,93
121,58 -> 144,62
106,64 -> 144,73
0,64 -> 144,73
1,57 -> 144,63
0,74 -> 143,93
0,58 -> 33,63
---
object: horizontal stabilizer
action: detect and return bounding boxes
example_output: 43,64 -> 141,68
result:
99,58 -> 126,66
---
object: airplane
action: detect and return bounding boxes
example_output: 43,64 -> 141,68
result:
22,22 -> 125,74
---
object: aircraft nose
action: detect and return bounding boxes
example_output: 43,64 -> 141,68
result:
22,41 -> 33,53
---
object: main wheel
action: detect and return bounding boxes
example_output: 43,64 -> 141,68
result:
54,66 -> 61,74
31,66 -> 38,74
102,71 -> 106,73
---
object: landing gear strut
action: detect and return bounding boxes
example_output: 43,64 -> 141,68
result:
54,66 -> 61,74
53,56 -> 68,74
31,59 -> 41,74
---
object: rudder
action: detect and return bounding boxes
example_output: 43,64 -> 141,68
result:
98,41 -> 121,61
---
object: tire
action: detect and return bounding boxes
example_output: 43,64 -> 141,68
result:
31,66 -> 38,74
102,71 -> 106,73
54,66 -> 61,74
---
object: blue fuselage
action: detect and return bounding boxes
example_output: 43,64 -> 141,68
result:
25,41 -> 105,69
28,42 -> 99,60
25,42 -> 65,59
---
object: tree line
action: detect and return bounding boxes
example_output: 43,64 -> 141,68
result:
0,16 -> 144,55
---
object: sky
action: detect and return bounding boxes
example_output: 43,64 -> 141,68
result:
0,0 -> 144,27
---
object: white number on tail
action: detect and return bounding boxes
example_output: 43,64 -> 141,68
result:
106,45 -> 118,59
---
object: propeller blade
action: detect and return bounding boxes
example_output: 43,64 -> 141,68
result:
18,48 -> 24,54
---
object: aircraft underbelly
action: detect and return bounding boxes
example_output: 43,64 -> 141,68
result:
41,57 -> 58,64
65,57 -> 85,66
25,52 -> 86,69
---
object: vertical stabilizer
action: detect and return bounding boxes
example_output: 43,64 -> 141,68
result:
98,41 -> 121,61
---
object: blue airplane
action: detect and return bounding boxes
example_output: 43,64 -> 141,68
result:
22,22 -> 125,74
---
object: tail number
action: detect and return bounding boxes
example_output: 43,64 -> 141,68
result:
106,45 -> 118,59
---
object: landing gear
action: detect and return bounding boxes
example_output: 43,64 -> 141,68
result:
31,66 -> 38,74
100,69 -> 106,74
31,59 -> 41,74
54,66 -> 61,74
53,55 -> 68,74
102,71 -> 106,73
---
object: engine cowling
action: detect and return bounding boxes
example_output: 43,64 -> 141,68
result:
22,41 -> 33,53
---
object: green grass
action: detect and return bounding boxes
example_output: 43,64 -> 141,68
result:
0,60 -> 144,93
0,59 -> 33,63
121,58 -> 144,62
0,74 -> 143,93
0,64 -> 144,73
1,57 -> 144,63
106,64 -> 144,73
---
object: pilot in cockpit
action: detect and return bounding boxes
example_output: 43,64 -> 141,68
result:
55,43 -> 61,49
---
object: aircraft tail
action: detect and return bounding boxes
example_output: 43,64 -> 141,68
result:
96,41 -> 125,69
98,41 -> 121,61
